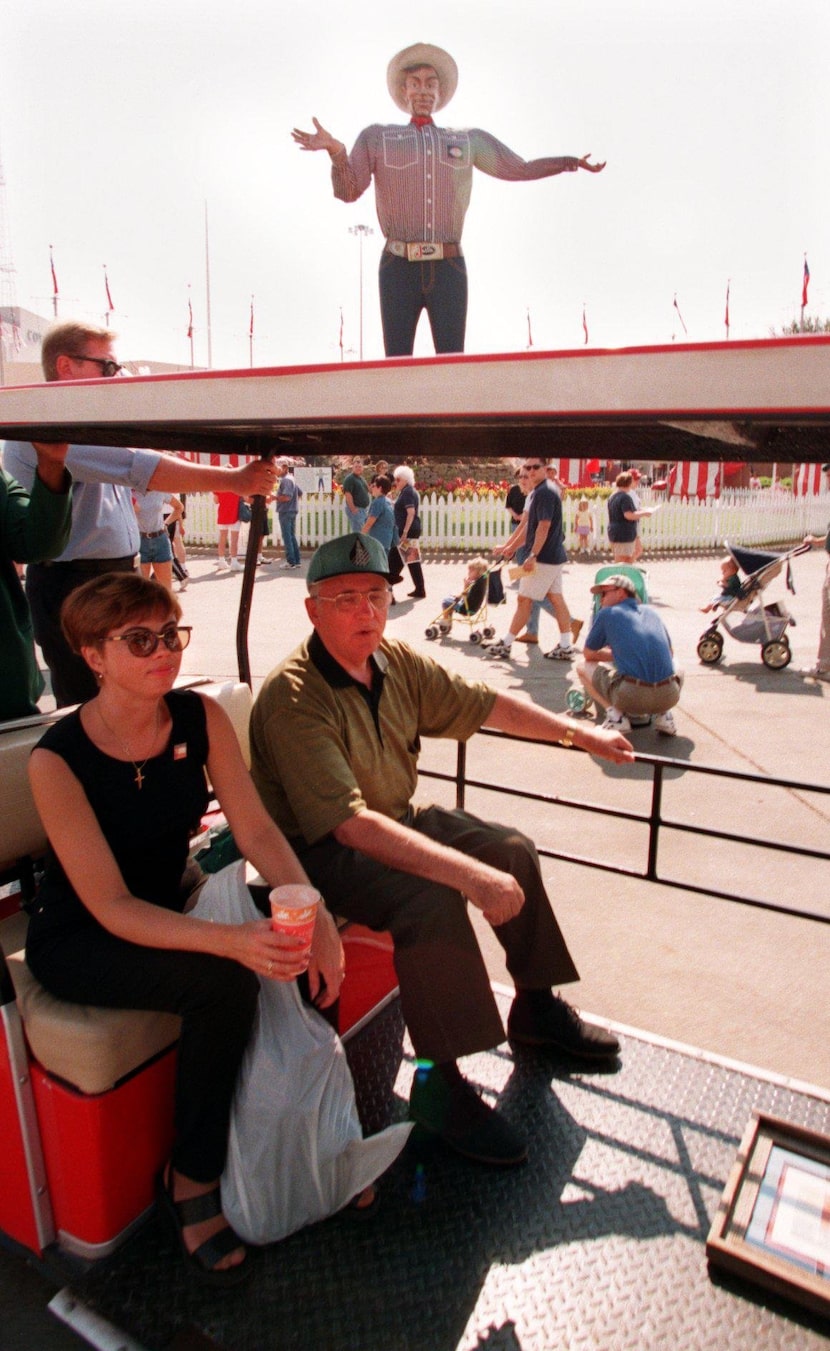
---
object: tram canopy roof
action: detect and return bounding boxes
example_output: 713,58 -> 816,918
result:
1,338 -> 829,463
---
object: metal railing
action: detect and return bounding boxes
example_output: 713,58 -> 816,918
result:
418,731 -> 830,927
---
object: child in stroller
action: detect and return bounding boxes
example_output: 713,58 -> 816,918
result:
425,558 -> 496,642
697,540 -> 811,670
699,556 -> 742,613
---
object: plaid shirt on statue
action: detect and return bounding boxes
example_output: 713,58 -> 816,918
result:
330,121 -> 578,244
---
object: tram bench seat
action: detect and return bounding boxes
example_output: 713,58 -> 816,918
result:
0,681 -> 396,1258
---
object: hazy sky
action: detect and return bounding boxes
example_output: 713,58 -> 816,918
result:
2,0 -> 828,371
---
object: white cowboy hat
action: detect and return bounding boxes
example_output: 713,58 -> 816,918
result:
386,43 -> 458,113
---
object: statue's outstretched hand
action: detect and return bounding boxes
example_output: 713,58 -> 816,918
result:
292,117 -> 342,154
578,153 -> 606,173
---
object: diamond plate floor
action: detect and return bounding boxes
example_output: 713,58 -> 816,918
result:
67,994 -> 830,1351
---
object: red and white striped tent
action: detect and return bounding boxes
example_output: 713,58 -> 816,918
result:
551,458 -> 600,487
794,462 -> 826,496
668,462 -> 722,499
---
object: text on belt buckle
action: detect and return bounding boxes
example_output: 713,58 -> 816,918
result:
407,242 -> 443,261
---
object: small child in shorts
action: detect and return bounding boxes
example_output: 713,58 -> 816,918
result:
574,498 -> 594,553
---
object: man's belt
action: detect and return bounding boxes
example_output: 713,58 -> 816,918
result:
621,674 -> 678,688
140,530 -> 166,538
38,555 -> 136,573
385,240 -> 462,261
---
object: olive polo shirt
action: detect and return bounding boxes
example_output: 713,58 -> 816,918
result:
250,631 -> 496,847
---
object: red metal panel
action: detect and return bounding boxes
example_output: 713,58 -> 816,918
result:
31,1049 -> 177,1251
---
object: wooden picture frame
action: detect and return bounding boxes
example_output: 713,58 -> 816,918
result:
706,1111 -> 830,1318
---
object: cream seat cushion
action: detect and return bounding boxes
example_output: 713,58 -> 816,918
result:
1,910 -> 180,1097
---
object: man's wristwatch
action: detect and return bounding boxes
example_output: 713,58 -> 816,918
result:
560,720 -> 578,748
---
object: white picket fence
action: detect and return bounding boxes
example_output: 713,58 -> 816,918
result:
182,489 -> 829,555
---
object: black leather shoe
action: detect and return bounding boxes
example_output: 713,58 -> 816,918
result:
409,1064 -> 527,1167
508,991 -> 620,1061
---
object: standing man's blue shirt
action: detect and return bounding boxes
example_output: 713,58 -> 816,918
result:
2,441 -> 160,561
526,480 -> 567,564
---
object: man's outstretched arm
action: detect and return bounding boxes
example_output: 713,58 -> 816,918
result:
292,118 -> 372,202
473,128 -> 605,181
483,690 -> 632,762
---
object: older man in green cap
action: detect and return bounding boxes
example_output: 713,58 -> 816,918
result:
250,533 -> 632,1167
292,43 -> 604,356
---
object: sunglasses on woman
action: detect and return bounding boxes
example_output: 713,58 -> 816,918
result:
105,624 -> 192,658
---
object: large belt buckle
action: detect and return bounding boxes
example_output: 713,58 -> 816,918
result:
406,241 -> 443,261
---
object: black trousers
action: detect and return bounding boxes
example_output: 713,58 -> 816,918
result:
297,804 -> 578,1064
26,557 -> 136,707
27,928 -> 259,1182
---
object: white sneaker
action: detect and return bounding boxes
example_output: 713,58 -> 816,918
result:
213,558 -> 227,570
485,640 -> 514,659
178,577 -> 189,592
601,707 -> 631,733
229,558 -> 244,573
279,560 -> 293,569
654,710 -> 677,736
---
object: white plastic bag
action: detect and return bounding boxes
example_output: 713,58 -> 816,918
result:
189,862 -> 411,1244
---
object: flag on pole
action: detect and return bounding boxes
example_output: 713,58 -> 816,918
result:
801,256 -> 810,308
187,295 -> 194,340
50,246 -> 59,296
526,308 -> 533,349
724,280 -> 730,337
339,307 -> 344,355
249,296 -> 255,338
672,294 -> 687,335
582,304 -> 589,346
104,266 -> 114,313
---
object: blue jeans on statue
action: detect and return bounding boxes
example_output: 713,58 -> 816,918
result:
278,512 -> 300,566
379,252 -> 468,357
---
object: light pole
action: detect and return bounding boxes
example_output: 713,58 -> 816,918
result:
349,224 -> 373,360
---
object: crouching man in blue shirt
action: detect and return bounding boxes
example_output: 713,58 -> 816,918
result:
576,574 -> 683,736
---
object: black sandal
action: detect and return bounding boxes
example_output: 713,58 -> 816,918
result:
155,1170 -> 250,1286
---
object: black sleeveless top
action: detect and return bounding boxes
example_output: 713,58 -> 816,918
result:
26,689 -> 210,957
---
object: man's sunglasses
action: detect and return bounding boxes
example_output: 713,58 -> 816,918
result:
72,354 -> 125,378
105,625 -> 192,658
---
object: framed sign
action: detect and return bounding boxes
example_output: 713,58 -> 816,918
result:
707,1112 -> 830,1318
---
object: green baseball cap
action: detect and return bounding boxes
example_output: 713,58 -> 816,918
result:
307,533 -> 390,585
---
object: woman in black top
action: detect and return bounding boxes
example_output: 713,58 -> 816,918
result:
27,574 -> 344,1284
393,464 -> 425,597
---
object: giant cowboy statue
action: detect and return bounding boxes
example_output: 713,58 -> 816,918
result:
292,42 -> 605,358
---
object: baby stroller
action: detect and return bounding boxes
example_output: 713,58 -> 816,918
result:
565,563 -> 650,718
425,562 -> 503,644
697,541 -> 811,670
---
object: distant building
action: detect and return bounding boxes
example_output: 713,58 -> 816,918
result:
0,305 -> 200,385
